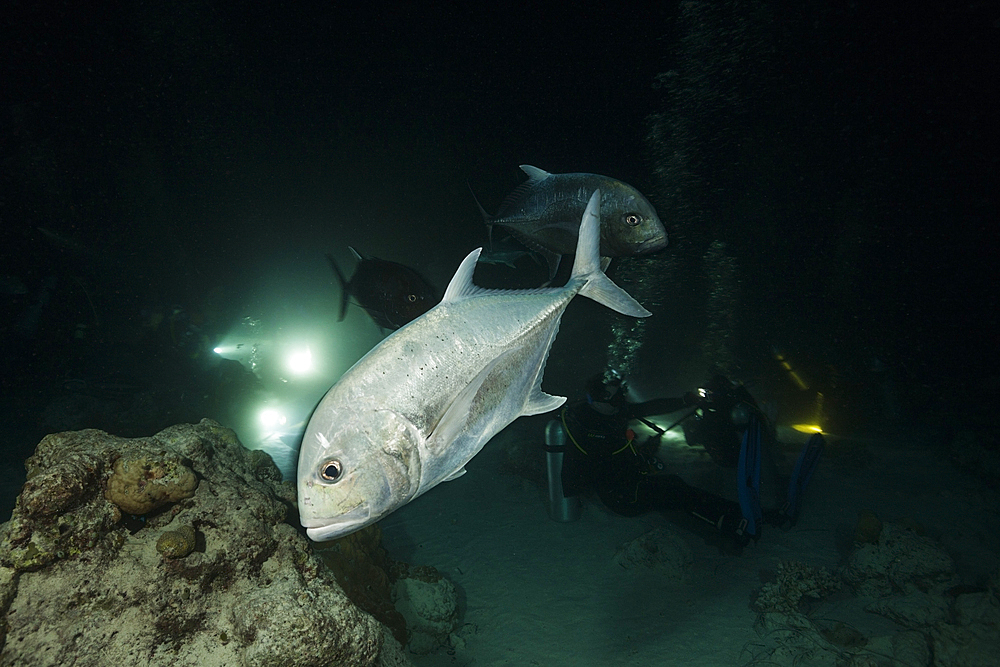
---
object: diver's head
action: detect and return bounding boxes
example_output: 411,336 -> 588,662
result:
586,369 -> 628,412
698,374 -> 738,406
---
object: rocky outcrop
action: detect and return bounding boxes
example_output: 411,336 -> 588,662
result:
0,419 -> 412,667
750,521 -> 1000,667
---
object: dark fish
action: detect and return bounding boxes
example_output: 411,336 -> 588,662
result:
327,249 -> 437,330
477,236 -> 545,270
475,165 -> 668,277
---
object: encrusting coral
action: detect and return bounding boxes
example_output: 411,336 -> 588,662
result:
104,452 -> 198,515
754,560 -> 842,615
156,524 -> 197,559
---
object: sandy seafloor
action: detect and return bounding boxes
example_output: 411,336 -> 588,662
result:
378,416 -> 1000,667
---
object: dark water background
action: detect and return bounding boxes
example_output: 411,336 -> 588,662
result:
2,2 -> 997,515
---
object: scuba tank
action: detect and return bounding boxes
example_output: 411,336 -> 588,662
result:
544,420 -> 581,522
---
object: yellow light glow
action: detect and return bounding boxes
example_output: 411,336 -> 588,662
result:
791,424 -> 823,434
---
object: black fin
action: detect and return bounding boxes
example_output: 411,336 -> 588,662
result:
468,183 -> 493,223
326,253 -> 350,321
467,183 -> 497,248
495,179 -> 538,219
541,249 -> 561,281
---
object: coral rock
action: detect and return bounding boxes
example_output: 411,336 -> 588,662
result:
104,452 -> 198,515
316,524 -> 409,646
156,524 -> 197,559
845,522 -> 956,598
0,419 -> 413,667
392,564 -> 459,655
754,560 -> 841,615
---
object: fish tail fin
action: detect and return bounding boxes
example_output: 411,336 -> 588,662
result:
468,182 -> 492,223
326,253 -> 350,321
572,190 -> 651,318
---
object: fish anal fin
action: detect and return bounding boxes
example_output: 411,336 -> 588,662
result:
542,250 -> 561,281
522,392 -> 565,417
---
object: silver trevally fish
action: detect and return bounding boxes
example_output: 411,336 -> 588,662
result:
298,190 -> 651,541
476,165 -> 668,278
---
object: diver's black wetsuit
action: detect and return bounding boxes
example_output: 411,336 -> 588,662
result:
558,396 -> 746,532
682,378 -> 769,469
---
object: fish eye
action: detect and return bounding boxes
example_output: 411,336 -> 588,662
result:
319,459 -> 343,482
406,294 -> 417,302
623,213 -> 642,227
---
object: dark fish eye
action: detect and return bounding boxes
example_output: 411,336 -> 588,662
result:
320,459 -> 343,482
623,213 -> 642,227
406,294 -> 417,303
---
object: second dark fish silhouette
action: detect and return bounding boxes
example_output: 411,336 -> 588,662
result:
327,249 -> 437,330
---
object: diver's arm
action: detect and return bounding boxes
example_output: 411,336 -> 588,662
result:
626,395 -> 695,419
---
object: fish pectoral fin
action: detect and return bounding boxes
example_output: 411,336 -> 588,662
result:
522,391 -> 565,417
442,467 -> 467,482
426,352 -> 508,454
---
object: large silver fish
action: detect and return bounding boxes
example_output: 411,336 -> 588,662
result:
297,190 -> 651,541
477,165 -> 668,277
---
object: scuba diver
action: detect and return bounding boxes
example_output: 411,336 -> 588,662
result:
545,371 -> 824,551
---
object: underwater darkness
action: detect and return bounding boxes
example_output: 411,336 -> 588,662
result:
1,0 -> 997,518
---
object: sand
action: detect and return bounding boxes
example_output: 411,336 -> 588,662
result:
379,418 -> 1000,666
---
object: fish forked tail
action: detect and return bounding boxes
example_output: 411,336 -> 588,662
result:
571,190 -> 651,318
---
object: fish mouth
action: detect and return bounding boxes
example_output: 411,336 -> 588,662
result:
635,234 -> 668,253
302,503 -> 372,542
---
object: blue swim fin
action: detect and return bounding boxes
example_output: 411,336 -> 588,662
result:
782,433 -> 824,526
737,415 -> 763,539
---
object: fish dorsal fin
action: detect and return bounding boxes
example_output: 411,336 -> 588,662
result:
349,246 -> 364,261
442,246 -> 565,303
519,165 -> 551,182
495,165 -> 553,219
442,248 -> 485,303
